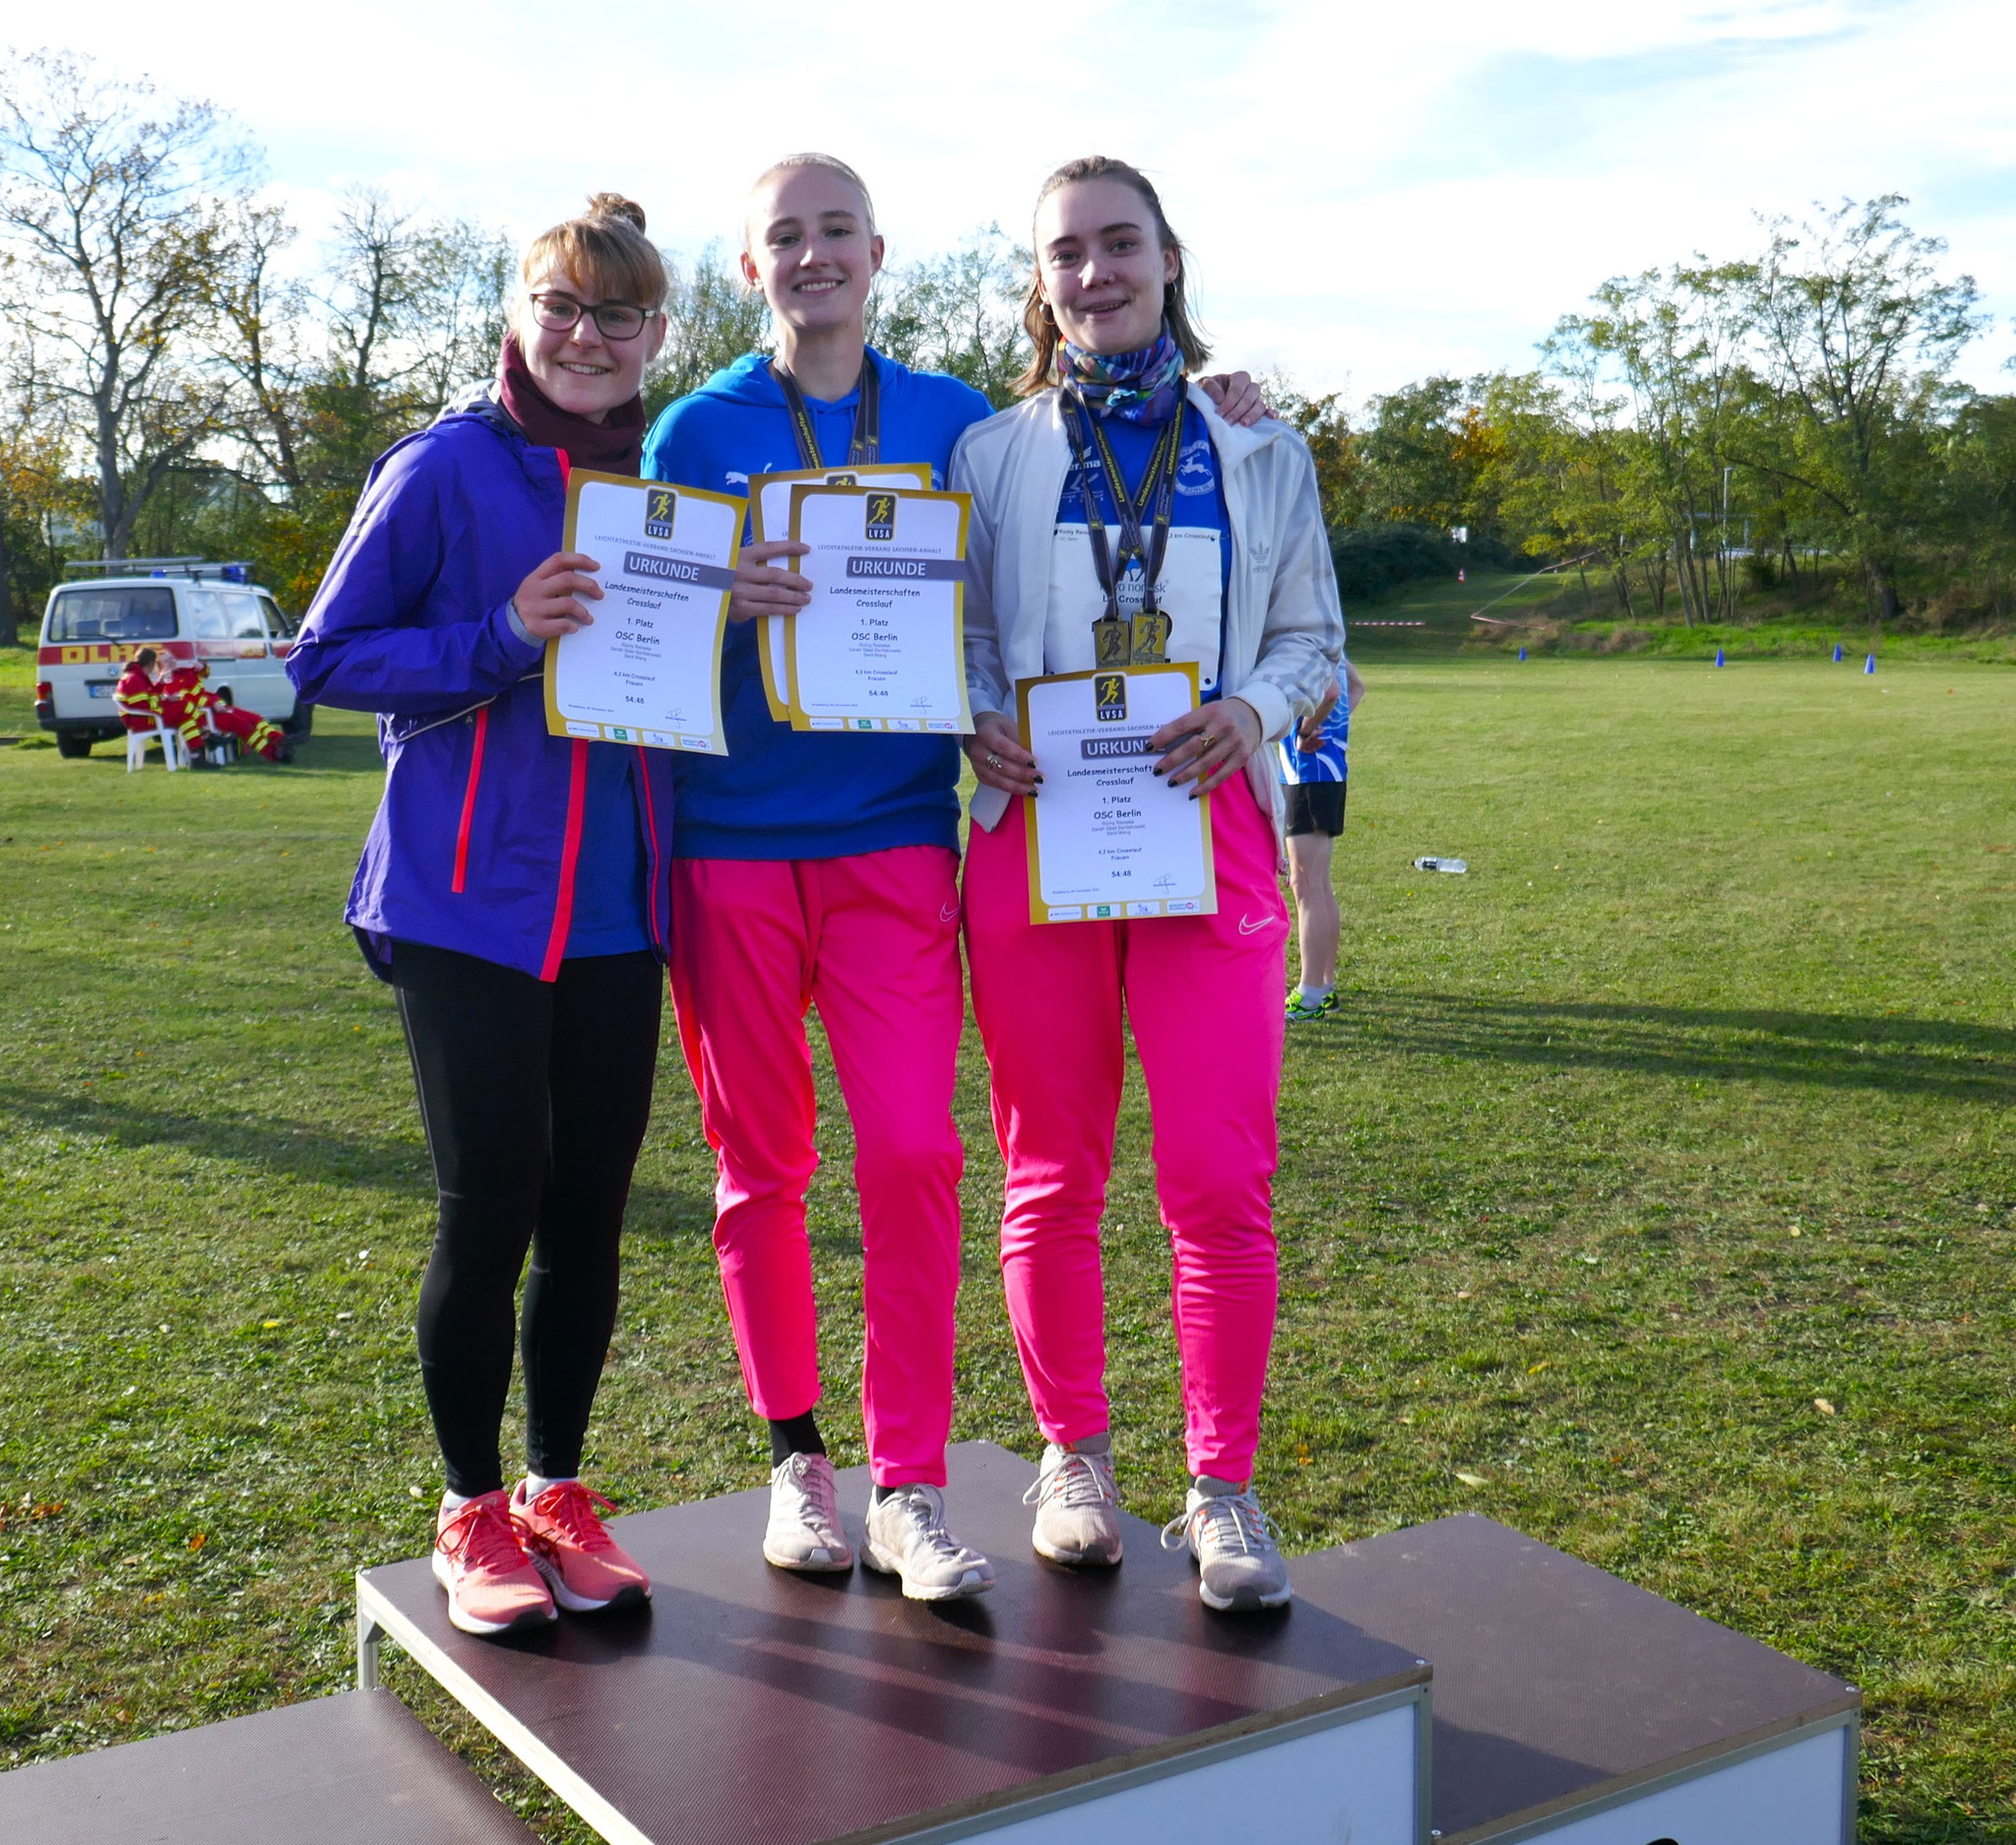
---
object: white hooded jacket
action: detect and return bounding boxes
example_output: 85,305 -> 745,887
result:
950,382 -> 1345,836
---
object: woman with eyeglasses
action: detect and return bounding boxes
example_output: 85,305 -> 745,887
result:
290,196 -> 676,1637
954,158 -> 1343,1611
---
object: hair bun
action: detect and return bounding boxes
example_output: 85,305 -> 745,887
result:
585,192 -> 647,233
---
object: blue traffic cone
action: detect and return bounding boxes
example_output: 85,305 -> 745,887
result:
1832,643 -> 1844,663
1517,647 -> 1527,662
1863,653 -> 1876,674
1714,648 -> 1726,667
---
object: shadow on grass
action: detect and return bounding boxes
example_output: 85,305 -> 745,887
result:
285,729 -> 387,776
0,1078 -> 429,1187
1329,994 -> 2016,1104
0,1080 -> 714,1232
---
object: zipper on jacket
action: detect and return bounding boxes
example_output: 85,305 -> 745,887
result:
633,743 -> 665,956
537,737 -> 591,982
451,706 -> 490,893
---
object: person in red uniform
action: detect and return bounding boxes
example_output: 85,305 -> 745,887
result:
161,659 -> 292,762
154,659 -> 209,757
114,649 -> 166,734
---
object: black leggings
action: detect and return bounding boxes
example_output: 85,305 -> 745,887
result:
392,941 -> 662,1497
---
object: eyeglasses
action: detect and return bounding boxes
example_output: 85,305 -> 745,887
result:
529,293 -> 659,341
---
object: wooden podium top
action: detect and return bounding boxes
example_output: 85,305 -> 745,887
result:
359,1441 -> 1428,1845
1292,1513 -> 1860,1841
4,1688 -> 536,1845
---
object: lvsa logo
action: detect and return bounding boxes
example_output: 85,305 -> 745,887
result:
1095,672 -> 1127,721
864,491 -> 897,541
644,487 -> 676,541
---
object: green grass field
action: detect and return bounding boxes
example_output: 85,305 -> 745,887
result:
1,630 -> 2012,1839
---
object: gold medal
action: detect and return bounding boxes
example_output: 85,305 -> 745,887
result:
1093,616 -> 1132,668
1129,608 -> 1171,665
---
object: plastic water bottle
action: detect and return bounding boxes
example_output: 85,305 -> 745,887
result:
1413,857 -> 1469,874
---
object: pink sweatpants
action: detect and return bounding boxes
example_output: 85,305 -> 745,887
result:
669,847 -> 965,1487
963,773 -> 1287,1483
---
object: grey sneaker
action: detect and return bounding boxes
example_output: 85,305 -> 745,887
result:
763,1451 -> 853,1572
1161,1479 -> 1292,1611
862,1485 -> 995,1601
1023,1443 -> 1124,1565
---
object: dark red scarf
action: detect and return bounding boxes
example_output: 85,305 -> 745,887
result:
496,331 -> 646,476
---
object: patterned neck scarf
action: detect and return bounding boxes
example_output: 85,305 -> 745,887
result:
1056,326 -> 1186,426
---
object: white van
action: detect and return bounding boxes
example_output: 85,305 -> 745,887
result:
33,559 -> 308,759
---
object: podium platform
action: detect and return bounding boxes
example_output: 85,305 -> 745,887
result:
358,1446 -> 1859,1845
1296,1514 -> 1860,1843
357,1441 -> 1432,1845
0,1688 -> 536,1844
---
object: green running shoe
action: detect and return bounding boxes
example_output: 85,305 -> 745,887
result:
1285,989 -> 1339,1024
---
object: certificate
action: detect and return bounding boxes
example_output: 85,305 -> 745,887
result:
544,472 -> 740,752
1017,664 -> 1217,924
749,464 -> 932,721
784,484 -> 973,734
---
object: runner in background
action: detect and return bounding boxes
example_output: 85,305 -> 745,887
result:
643,153 -> 1273,1603
1281,659 -> 1362,1022
956,156 -> 1343,1612
290,195 -> 677,1639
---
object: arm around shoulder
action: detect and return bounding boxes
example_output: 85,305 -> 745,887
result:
1240,435 -> 1344,739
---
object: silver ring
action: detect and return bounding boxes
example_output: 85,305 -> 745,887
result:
985,752 -> 1003,770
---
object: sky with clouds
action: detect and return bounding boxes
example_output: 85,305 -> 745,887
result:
27,0 -> 2016,401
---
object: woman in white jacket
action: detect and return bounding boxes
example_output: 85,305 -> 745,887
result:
952,156 -> 1344,1612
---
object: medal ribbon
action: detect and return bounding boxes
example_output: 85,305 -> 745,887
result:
1061,388 -> 1185,664
777,356 -> 881,469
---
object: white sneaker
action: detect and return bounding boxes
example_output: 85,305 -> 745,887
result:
862,1485 -> 995,1601
1023,1443 -> 1124,1566
1161,1479 -> 1292,1612
764,1451 -> 853,1572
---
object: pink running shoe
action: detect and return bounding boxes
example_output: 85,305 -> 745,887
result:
433,1491 -> 556,1636
511,1479 -> 652,1613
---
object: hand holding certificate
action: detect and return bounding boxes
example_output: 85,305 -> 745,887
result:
784,484 -> 973,734
1017,664 -> 1218,924
748,465 -> 932,721
543,472 -> 741,753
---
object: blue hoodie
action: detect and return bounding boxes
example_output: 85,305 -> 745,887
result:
642,350 -> 992,860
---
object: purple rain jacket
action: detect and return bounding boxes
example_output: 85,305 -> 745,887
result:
287,398 -> 676,982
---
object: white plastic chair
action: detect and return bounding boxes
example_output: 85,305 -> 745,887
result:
117,701 -> 183,772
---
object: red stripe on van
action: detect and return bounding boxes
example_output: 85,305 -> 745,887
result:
538,738 -> 590,983
38,641 -> 195,666
451,707 -> 490,894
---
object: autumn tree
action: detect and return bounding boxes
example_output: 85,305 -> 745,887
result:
647,242 -> 773,415
0,50 -> 249,559
870,226 -> 1029,409
1737,196 -> 1984,631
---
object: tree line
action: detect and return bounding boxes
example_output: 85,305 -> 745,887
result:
4,50 -> 2010,642
1300,201 -> 2015,634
